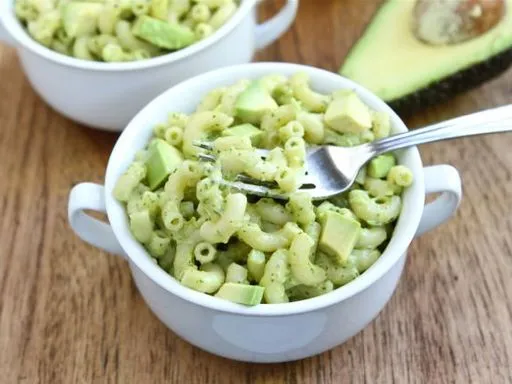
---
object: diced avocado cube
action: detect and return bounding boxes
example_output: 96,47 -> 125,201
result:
215,283 -> 265,306
145,139 -> 183,190
367,154 -> 396,179
129,209 -> 153,244
62,2 -> 103,38
132,15 -> 196,50
324,91 -> 372,134
221,123 -> 263,146
235,81 -> 278,124
319,211 -> 361,265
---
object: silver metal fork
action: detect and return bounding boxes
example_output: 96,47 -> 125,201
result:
195,104 -> 512,201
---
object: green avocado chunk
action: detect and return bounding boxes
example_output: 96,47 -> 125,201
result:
339,0 -> 512,116
132,15 -> 196,50
215,283 -> 265,306
62,2 -> 103,38
319,211 -> 361,265
145,139 -> 183,190
324,92 -> 372,134
221,123 -> 263,146
367,154 -> 396,179
129,210 -> 153,244
235,81 -> 278,124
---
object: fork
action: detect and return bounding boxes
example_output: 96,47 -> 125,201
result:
195,104 -> 512,201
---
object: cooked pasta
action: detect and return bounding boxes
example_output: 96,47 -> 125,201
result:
14,0 -> 240,62
113,72 -> 414,306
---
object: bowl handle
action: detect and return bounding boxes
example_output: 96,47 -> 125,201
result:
68,183 -> 127,259
415,165 -> 462,237
255,0 -> 299,50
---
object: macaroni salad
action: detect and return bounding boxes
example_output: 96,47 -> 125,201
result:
113,73 -> 414,306
15,0 -> 239,62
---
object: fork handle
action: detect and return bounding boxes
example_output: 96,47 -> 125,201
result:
369,104 -> 512,156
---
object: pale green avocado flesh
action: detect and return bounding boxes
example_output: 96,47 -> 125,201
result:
215,283 -> 265,306
367,154 -> 396,179
146,139 -> 183,190
133,15 -> 196,50
339,0 -> 512,103
324,92 -> 372,134
235,81 -> 278,124
319,212 -> 361,265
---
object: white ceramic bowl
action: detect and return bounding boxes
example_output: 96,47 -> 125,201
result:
0,0 -> 298,131
67,63 -> 462,363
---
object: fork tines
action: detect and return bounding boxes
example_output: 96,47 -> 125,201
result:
192,140 -> 288,199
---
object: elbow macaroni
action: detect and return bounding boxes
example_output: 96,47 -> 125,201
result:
15,0 -> 240,62
182,111 -> 234,156
114,73 -> 414,306
237,222 -> 300,253
200,193 -> 247,243
289,72 -> 330,113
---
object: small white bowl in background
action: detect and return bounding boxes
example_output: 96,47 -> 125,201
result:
0,0 -> 298,131
67,62 -> 462,363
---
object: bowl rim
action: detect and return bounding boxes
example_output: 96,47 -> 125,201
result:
1,0 -> 257,72
104,62 -> 425,316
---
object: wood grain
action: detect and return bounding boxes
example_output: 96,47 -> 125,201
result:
1,1 -> 511,383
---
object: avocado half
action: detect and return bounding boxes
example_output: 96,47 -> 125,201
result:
339,0 -> 512,116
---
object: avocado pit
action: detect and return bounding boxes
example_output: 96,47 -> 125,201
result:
412,0 -> 506,45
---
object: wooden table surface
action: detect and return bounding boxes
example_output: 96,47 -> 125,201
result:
1,1 -> 511,383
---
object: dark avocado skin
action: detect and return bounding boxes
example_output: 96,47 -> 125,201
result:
387,46 -> 512,117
